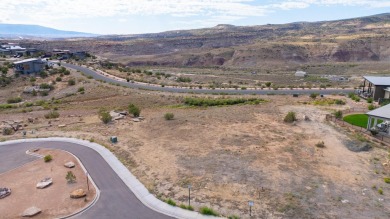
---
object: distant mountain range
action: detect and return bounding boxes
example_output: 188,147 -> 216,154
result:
0,24 -> 98,38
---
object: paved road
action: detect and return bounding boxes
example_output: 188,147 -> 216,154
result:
63,63 -> 355,95
0,141 -> 172,219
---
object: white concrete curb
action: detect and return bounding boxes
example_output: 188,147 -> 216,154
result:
0,138 -> 222,219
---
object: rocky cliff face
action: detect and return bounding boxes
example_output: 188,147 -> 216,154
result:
19,13 -> 390,67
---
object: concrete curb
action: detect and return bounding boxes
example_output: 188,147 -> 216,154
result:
0,138 -> 221,219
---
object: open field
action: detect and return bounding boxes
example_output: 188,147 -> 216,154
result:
0,68 -> 390,218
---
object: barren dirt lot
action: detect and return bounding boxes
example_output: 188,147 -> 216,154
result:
0,149 -> 95,219
0,70 -> 389,218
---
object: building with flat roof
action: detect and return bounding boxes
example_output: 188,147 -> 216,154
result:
366,104 -> 390,135
14,58 -> 45,74
360,76 -> 390,101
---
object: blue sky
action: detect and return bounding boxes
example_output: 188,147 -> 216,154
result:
1,0 -> 389,34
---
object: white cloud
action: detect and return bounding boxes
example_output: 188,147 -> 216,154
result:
0,0 -> 267,21
272,0 -> 390,9
1,0 -> 389,33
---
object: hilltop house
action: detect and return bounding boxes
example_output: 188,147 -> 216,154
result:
14,58 -> 45,74
360,76 -> 390,102
295,71 -> 307,77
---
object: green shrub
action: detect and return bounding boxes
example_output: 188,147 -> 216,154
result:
187,205 -> 194,211
378,188 -> 384,195
39,83 -> 53,90
44,154 -> 52,162
68,79 -> 76,86
228,215 -> 240,219
200,207 -> 219,216
184,97 -> 263,107
384,178 -> 390,184
66,171 -> 77,183
98,109 -> 112,124
56,77 -> 62,82
284,112 -> 296,123
7,97 -> 22,104
177,77 -> 192,83
2,127 -> 13,135
44,111 -> 60,119
368,104 -> 375,110
164,113 -> 174,120
166,199 -> 176,206
334,99 -> 346,105
334,110 -> 343,119
39,71 -> 48,78
78,87 -> 85,92
179,204 -> 187,209
310,93 -> 319,99
128,104 -> 141,117
367,98 -> 373,103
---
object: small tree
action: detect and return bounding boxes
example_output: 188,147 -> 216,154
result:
128,104 -> 141,117
284,112 -> 297,123
98,109 -> 112,124
66,171 -> 77,183
265,82 -> 272,88
164,113 -> 174,120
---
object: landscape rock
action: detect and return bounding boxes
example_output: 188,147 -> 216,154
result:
58,124 -> 67,128
36,177 -> 53,189
70,189 -> 86,198
132,118 -> 140,122
110,111 -> 125,120
22,206 -> 41,217
0,187 -> 11,199
64,161 -> 75,168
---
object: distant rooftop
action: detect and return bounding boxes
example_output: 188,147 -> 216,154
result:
367,104 -> 390,120
13,58 -> 40,64
363,76 -> 390,86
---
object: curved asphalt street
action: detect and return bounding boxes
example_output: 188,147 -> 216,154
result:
63,63 -> 355,95
0,141 -> 172,219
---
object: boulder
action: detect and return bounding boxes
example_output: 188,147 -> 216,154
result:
132,118 -> 140,122
36,177 -> 53,189
64,161 -> 75,168
22,207 -> 41,217
0,187 -> 11,199
70,189 -> 86,199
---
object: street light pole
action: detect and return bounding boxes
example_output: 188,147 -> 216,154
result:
188,184 -> 192,207
86,171 -> 90,191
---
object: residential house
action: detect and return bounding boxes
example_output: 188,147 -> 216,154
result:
13,58 -> 45,74
360,76 -> 390,101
